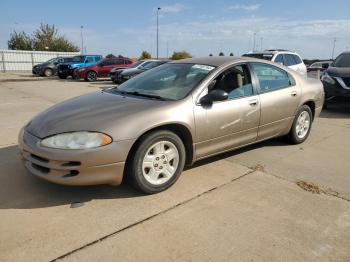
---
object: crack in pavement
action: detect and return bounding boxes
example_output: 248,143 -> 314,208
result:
238,162 -> 350,203
51,168 -> 256,261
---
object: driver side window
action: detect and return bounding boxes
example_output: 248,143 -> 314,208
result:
209,64 -> 254,99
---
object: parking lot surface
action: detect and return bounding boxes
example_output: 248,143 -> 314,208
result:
0,78 -> 349,261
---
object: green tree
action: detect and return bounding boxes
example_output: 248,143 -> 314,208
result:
7,23 -> 79,52
219,52 -> 224,56
170,51 -> 192,60
209,53 -> 213,56
229,52 -> 234,56
139,51 -> 152,60
7,31 -> 33,50
106,54 -> 117,58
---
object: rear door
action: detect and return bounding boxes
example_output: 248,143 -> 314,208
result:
250,62 -> 300,140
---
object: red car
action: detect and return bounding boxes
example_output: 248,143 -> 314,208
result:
75,57 -> 134,81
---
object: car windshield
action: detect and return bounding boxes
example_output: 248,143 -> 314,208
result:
71,56 -> 85,62
333,54 -> 350,68
109,63 -> 215,100
47,58 -> 57,63
243,53 -> 273,61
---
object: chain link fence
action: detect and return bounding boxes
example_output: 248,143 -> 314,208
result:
0,50 -> 80,72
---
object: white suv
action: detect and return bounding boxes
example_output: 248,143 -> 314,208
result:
243,49 -> 307,76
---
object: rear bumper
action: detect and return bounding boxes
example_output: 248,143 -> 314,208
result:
18,128 -> 136,186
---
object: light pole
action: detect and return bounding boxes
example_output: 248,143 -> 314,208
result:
252,32 -> 257,51
331,37 -> 336,59
156,7 -> 161,59
80,26 -> 84,54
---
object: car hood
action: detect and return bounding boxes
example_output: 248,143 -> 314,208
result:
26,90 -> 165,139
34,62 -> 49,67
327,66 -> 350,77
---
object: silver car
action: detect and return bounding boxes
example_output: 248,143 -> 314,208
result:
19,57 -> 324,193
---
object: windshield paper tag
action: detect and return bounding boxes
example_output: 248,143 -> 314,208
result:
192,64 -> 215,71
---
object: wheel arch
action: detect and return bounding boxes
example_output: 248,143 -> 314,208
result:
125,123 -> 195,169
302,100 -> 316,120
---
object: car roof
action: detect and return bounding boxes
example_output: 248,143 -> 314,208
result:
170,57 -> 245,67
245,50 -> 299,55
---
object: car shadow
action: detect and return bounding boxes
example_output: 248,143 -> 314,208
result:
0,138 -> 287,210
320,98 -> 350,119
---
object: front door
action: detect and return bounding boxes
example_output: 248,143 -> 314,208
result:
194,63 -> 260,159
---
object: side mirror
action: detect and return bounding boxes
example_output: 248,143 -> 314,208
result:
199,89 -> 228,106
322,63 -> 329,69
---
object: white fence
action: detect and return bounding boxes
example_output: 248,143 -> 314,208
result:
0,50 -> 80,72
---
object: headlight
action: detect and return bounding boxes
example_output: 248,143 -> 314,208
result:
41,132 -> 112,149
321,72 -> 335,85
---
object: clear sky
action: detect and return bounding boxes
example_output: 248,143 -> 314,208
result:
1,0 -> 349,59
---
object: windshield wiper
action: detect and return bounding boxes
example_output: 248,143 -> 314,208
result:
119,91 -> 166,100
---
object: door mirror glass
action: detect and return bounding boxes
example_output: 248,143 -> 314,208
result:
200,89 -> 228,106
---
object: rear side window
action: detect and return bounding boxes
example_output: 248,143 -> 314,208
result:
284,55 -> 296,66
95,56 -> 102,62
251,63 -> 291,93
274,54 -> 284,65
293,55 -> 302,64
125,59 -> 133,64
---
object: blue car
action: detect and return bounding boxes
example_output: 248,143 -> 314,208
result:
57,55 -> 102,79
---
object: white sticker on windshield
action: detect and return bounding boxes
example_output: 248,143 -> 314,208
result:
192,64 -> 215,71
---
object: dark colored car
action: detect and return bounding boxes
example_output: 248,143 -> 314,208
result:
32,57 -> 73,77
116,60 -> 170,84
110,60 -> 157,84
57,55 -> 102,79
74,57 -> 134,81
321,52 -> 350,102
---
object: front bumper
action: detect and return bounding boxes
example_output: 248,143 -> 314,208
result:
322,78 -> 350,98
32,67 -> 44,75
18,128 -> 135,186
58,67 -> 74,76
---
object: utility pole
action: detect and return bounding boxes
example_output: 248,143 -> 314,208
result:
331,38 -> 337,59
166,40 -> 169,58
80,26 -> 84,54
260,37 -> 263,51
156,7 -> 161,59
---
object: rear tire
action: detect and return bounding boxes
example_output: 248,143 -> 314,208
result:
287,105 -> 313,144
127,130 -> 186,194
43,68 -> 53,77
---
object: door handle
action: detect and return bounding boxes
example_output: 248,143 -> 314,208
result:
291,91 -> 297,96
248,99 -> 258,106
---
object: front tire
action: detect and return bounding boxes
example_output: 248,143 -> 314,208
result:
288,105 -> 313,144
85,71 -> 97,82
43,68 -> 53,77
128,130 -> 186,194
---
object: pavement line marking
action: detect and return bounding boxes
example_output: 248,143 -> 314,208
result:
51,168 -> 256,261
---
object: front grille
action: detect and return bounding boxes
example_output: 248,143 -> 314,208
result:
32,163 -> 50,174
58,64 -> 69,70
342,77 -> 350,87
31,153 -> 49,163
